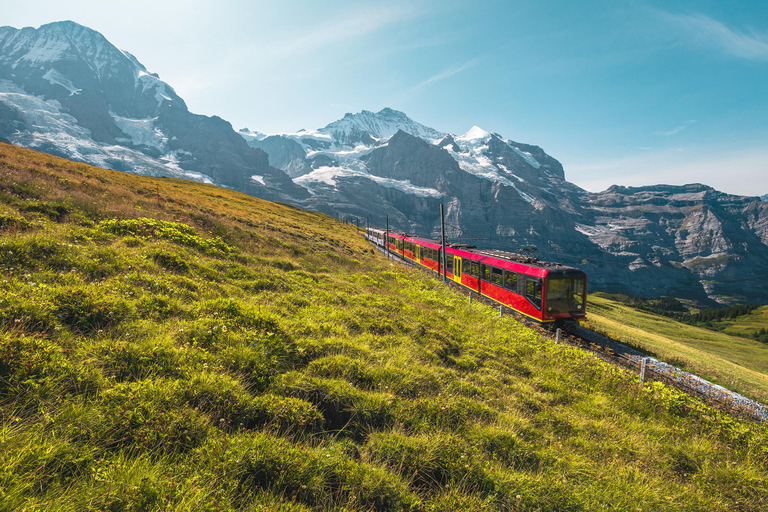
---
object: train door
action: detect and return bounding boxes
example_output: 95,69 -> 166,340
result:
453,256 -> 462,283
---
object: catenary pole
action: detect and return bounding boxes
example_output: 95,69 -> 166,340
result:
385,215 -> 390,259
440,203 -> 447,282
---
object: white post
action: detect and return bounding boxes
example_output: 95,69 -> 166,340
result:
499,305 -> 503,318
639,358 -> 647,385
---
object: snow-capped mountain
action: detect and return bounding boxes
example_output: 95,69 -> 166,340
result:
0,21 -> 306,202
2,21 -> 767,304
242,109 -> 768,305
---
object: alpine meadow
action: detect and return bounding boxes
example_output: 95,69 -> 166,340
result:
1,143 -> 767,511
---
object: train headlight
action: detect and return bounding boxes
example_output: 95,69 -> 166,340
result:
547,306 -> 552,312
576,304 -> 582,309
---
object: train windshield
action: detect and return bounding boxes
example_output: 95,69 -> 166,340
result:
546,277 -> 586,314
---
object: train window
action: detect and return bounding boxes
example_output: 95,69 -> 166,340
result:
470,261 -> 480,277
491,267 -> 503,286
526,278 -> 542,309
446,254 -> 453,272
546,277 -> 586,314
504,271 -> 517,291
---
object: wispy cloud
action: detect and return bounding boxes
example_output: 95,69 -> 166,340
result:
394,58 -> 479,102
657,10 -> 768,61
654,119 -> 696,137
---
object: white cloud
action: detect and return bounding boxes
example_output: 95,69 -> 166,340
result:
567,147 -> 768,197
654,119 -> 696,137
394,58 -> 478,102
657,10 -> 768,61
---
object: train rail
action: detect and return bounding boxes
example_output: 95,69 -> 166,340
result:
372,239 -> 768,424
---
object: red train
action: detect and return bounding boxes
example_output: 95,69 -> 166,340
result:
365,228 -> 587,324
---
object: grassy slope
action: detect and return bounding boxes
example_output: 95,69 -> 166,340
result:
1,143 -> 767,511
716,306 -> 768,338
585,293 -> 768,405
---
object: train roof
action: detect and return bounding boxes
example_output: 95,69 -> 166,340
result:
369,229 -> 585,277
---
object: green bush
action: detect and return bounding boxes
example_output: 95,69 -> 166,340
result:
99,217 -> 231,254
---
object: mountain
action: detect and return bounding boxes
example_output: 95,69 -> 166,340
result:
0,20 -> 307,203
2,21 -> 767,305
241,110 -> 768,306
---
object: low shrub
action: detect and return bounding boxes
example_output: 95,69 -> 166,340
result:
99,217 -> 231,254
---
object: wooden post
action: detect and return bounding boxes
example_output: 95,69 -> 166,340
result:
469,291 -> 472,305
440,203 -> 447,283
555,328 -> 561,344
639,358 -> 647,385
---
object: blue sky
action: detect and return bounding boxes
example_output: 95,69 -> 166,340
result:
2,0 -> 767,195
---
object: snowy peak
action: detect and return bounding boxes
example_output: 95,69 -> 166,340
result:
0,20 -> 184,116
457,125 -> 492,142
319,107 -> 446,146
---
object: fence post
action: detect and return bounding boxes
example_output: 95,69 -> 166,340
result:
555,328 -> 561,344
639,358 -> 647,386
499,305 -> 503,318
469,291 -> 472,305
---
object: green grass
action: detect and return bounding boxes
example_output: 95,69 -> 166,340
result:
716,305 -> 768,337
1,143 -> 768,511
586,293 -> 768,404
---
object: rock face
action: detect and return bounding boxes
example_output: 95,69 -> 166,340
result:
0,21 -> 307,203
2,22 -> 767,305
243,112 -> 768,306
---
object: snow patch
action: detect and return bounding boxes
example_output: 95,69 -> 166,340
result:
42,68 -> 81,96
251,175 -> 265,185
294,166 -> 441,198
511,146 -> 541,169
110,113 -> 166,149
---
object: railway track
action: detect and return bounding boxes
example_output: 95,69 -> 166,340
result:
373,241 -> 768,424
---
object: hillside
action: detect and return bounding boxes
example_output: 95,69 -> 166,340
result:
585,294 -> 768,405
1,143 -> 767,511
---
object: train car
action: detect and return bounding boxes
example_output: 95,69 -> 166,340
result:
365,226 -> 587,324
